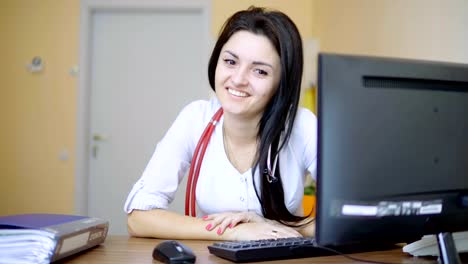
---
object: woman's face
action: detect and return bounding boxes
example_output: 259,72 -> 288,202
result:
215,30 -> 281,119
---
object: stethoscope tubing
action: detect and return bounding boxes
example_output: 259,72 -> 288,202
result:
185,107 -> 224,217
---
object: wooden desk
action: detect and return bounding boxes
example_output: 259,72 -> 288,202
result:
62,235 -> 453,263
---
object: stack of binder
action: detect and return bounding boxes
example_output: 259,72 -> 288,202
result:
0,213 -> 109,264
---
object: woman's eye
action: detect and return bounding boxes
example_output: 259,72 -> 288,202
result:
255,69 -> 268,76
223,59 -> 236,65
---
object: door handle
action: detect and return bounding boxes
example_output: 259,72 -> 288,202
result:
92,134 -> 107,141
92,134 -> 107,158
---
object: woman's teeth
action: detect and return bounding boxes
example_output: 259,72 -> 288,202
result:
228,88 -> 248,97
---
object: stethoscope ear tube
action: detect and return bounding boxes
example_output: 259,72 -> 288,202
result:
185,107 -> 224,217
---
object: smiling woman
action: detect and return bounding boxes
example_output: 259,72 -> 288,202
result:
124,6 -> 317,241
214,31 -> 281,120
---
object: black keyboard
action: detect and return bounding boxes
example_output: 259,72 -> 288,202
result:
207,237 -> 336,262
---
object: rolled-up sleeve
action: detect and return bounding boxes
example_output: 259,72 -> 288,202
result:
123,144 -> 191,212
124,100 -> 213,213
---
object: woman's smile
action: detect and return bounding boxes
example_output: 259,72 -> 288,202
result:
227,87 -> 249,97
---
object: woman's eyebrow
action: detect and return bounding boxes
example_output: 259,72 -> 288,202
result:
223,50 -> 274,69
224,50 -> 239,59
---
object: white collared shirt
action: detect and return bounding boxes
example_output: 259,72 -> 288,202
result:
124,98 -> 317,217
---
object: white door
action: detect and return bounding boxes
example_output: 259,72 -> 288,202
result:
86,6 -> 210,235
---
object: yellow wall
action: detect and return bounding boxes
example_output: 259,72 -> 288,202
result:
313,0 -> 468,63
1,0 -> 467,216
0,0 -> 79,215
212,0 -> 315,38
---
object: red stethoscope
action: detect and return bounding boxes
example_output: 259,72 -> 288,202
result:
185,107 -> 224,217
184,106 -> 279,217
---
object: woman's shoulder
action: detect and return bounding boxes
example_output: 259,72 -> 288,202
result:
287,107 -> 317,147
293,107 -> 317,131
286,107 -> 317,166
182,97 -> 221,114
179,97 -> 221,121
161,97 -> 221,147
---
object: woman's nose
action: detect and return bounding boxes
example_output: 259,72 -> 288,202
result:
231,67 -> 248,87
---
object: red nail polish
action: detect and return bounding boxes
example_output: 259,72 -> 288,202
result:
205,224 -> 212,231
217,228 -> 222,235
202,215 -> 208,220
228,224 -> 233,228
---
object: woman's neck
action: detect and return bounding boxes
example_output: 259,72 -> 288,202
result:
222,113 -> 259,145
222,113 -> 260,173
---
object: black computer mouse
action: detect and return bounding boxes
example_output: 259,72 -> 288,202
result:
152,240 -> 196,263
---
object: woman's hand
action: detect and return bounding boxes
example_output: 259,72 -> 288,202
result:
227,221 -> 302,241
202,211 -> 302,240
202,211 -> 265,235
295,218 -> 316,237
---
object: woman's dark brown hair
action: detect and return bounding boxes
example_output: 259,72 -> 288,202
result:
208,7 -> 308,225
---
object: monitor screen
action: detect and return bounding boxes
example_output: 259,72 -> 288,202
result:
316,53 -> 468,251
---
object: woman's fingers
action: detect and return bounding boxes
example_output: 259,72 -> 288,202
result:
203,213 -> 232,235
202,211 -> 264,235
229,216 -> 243,228
204,214 -> 225,231
202,211 -> 303,238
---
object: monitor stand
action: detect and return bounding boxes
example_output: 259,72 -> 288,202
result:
437,232 -> 461,264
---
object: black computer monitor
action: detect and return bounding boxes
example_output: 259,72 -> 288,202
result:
316,53 -> 468,262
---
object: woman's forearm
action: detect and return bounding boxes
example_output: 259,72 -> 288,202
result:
127,209 -> 236,240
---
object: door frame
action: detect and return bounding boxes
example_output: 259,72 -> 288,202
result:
76,0 -> 212,215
